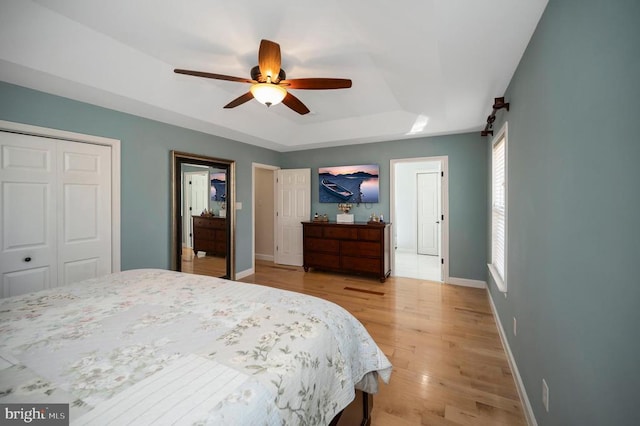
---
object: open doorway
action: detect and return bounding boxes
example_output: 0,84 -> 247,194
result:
251,164 -> 311,274
252,163 -> 278,273
390,156 -> 449,282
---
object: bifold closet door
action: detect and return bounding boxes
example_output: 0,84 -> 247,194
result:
0,132 -> 112,297
57,140 -> 111,287
0,132 -> 57,297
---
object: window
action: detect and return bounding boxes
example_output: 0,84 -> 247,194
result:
489,122 -> 507,292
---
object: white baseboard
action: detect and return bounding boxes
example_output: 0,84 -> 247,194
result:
487,290 -> 537,426
235,268 -> 254,280
255,253 -> 274,262
447,276 -> 487,288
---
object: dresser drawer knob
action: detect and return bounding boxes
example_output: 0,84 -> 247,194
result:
24,256 -> 32,262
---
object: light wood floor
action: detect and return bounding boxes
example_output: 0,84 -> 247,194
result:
183,258 -> 526,425
180,247 -> 227,277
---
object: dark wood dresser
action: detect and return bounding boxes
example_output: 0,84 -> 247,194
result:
302,221 -> 391,282
192,216 -> 227,256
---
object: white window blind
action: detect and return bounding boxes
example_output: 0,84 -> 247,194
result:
490,125 -> 507,291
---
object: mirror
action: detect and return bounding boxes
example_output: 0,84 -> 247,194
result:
171,151 -> 235,280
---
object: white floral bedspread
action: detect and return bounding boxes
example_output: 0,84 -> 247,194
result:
0,269 -> 391,425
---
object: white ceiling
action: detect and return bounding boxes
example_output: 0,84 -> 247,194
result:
0,0 -> 548,152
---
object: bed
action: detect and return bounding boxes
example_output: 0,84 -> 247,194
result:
0,269 -> 392,425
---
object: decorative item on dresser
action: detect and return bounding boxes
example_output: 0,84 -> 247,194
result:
192,215 -> 227,256
302,221 -> 391,282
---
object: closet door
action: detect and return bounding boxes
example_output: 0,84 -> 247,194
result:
0,132 -> 57,297
0,132 -> 112,297
58,141 -> 111,286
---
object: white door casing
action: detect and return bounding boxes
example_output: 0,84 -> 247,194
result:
0,129 -> 113,297
390,156 -> 449,283
275,168 -> 310,266
417,172 -> 439,256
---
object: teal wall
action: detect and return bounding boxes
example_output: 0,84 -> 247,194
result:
0,81 -> 489,282
487,0 -> 640,424
282,133 -> 487,281
0,81 -> 281,273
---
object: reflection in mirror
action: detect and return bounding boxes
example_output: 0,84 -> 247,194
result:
171,151 -> 235,280
210,168 -> 227,214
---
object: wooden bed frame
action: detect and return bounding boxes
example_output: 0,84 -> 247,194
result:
330,390 -> 373,426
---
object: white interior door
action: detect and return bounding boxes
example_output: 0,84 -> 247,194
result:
0,131 -> 112,297
58,141 -> 112,286
0,132 -> 57,297
183,171 -> 208,248
190,173 -> 209,215
275,169 -> 310,266
417,172 -> 439,256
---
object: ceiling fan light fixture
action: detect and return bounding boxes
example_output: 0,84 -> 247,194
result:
250,83 -> 287,107
176,39 -> 350,114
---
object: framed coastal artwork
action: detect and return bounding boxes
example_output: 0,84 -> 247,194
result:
318,164 -> 379,203
210,170 -> 226,202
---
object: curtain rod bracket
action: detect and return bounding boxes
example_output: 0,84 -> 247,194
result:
481,97 -> 509,136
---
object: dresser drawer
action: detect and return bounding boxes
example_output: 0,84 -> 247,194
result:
341,241 -> 380,257
358,228 -> 382,241
324,227 -> 358,240
305,237 -> 339,254
195,228 -> 215,240
306,253 -> 340,269
193,217 -> 211,228
304,226 -> 323,238
193,216 -> 226,229
209,219 -> 226,229
342,256 -> 381,274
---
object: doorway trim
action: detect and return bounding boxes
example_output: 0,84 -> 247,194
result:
0,119 -> 121,273
390,156 -> 449,283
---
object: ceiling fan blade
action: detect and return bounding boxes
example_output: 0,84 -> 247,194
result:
258,39 -> 281,82
280,78 -> 352,90
282,92 -> 310,115
174,69 -> 255,84
223,92 -> 254,109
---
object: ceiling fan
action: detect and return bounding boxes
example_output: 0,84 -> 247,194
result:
174,39 -> 352,115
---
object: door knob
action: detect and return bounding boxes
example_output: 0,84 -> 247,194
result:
435,221 -> 440,224
24,257 -> 32,262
